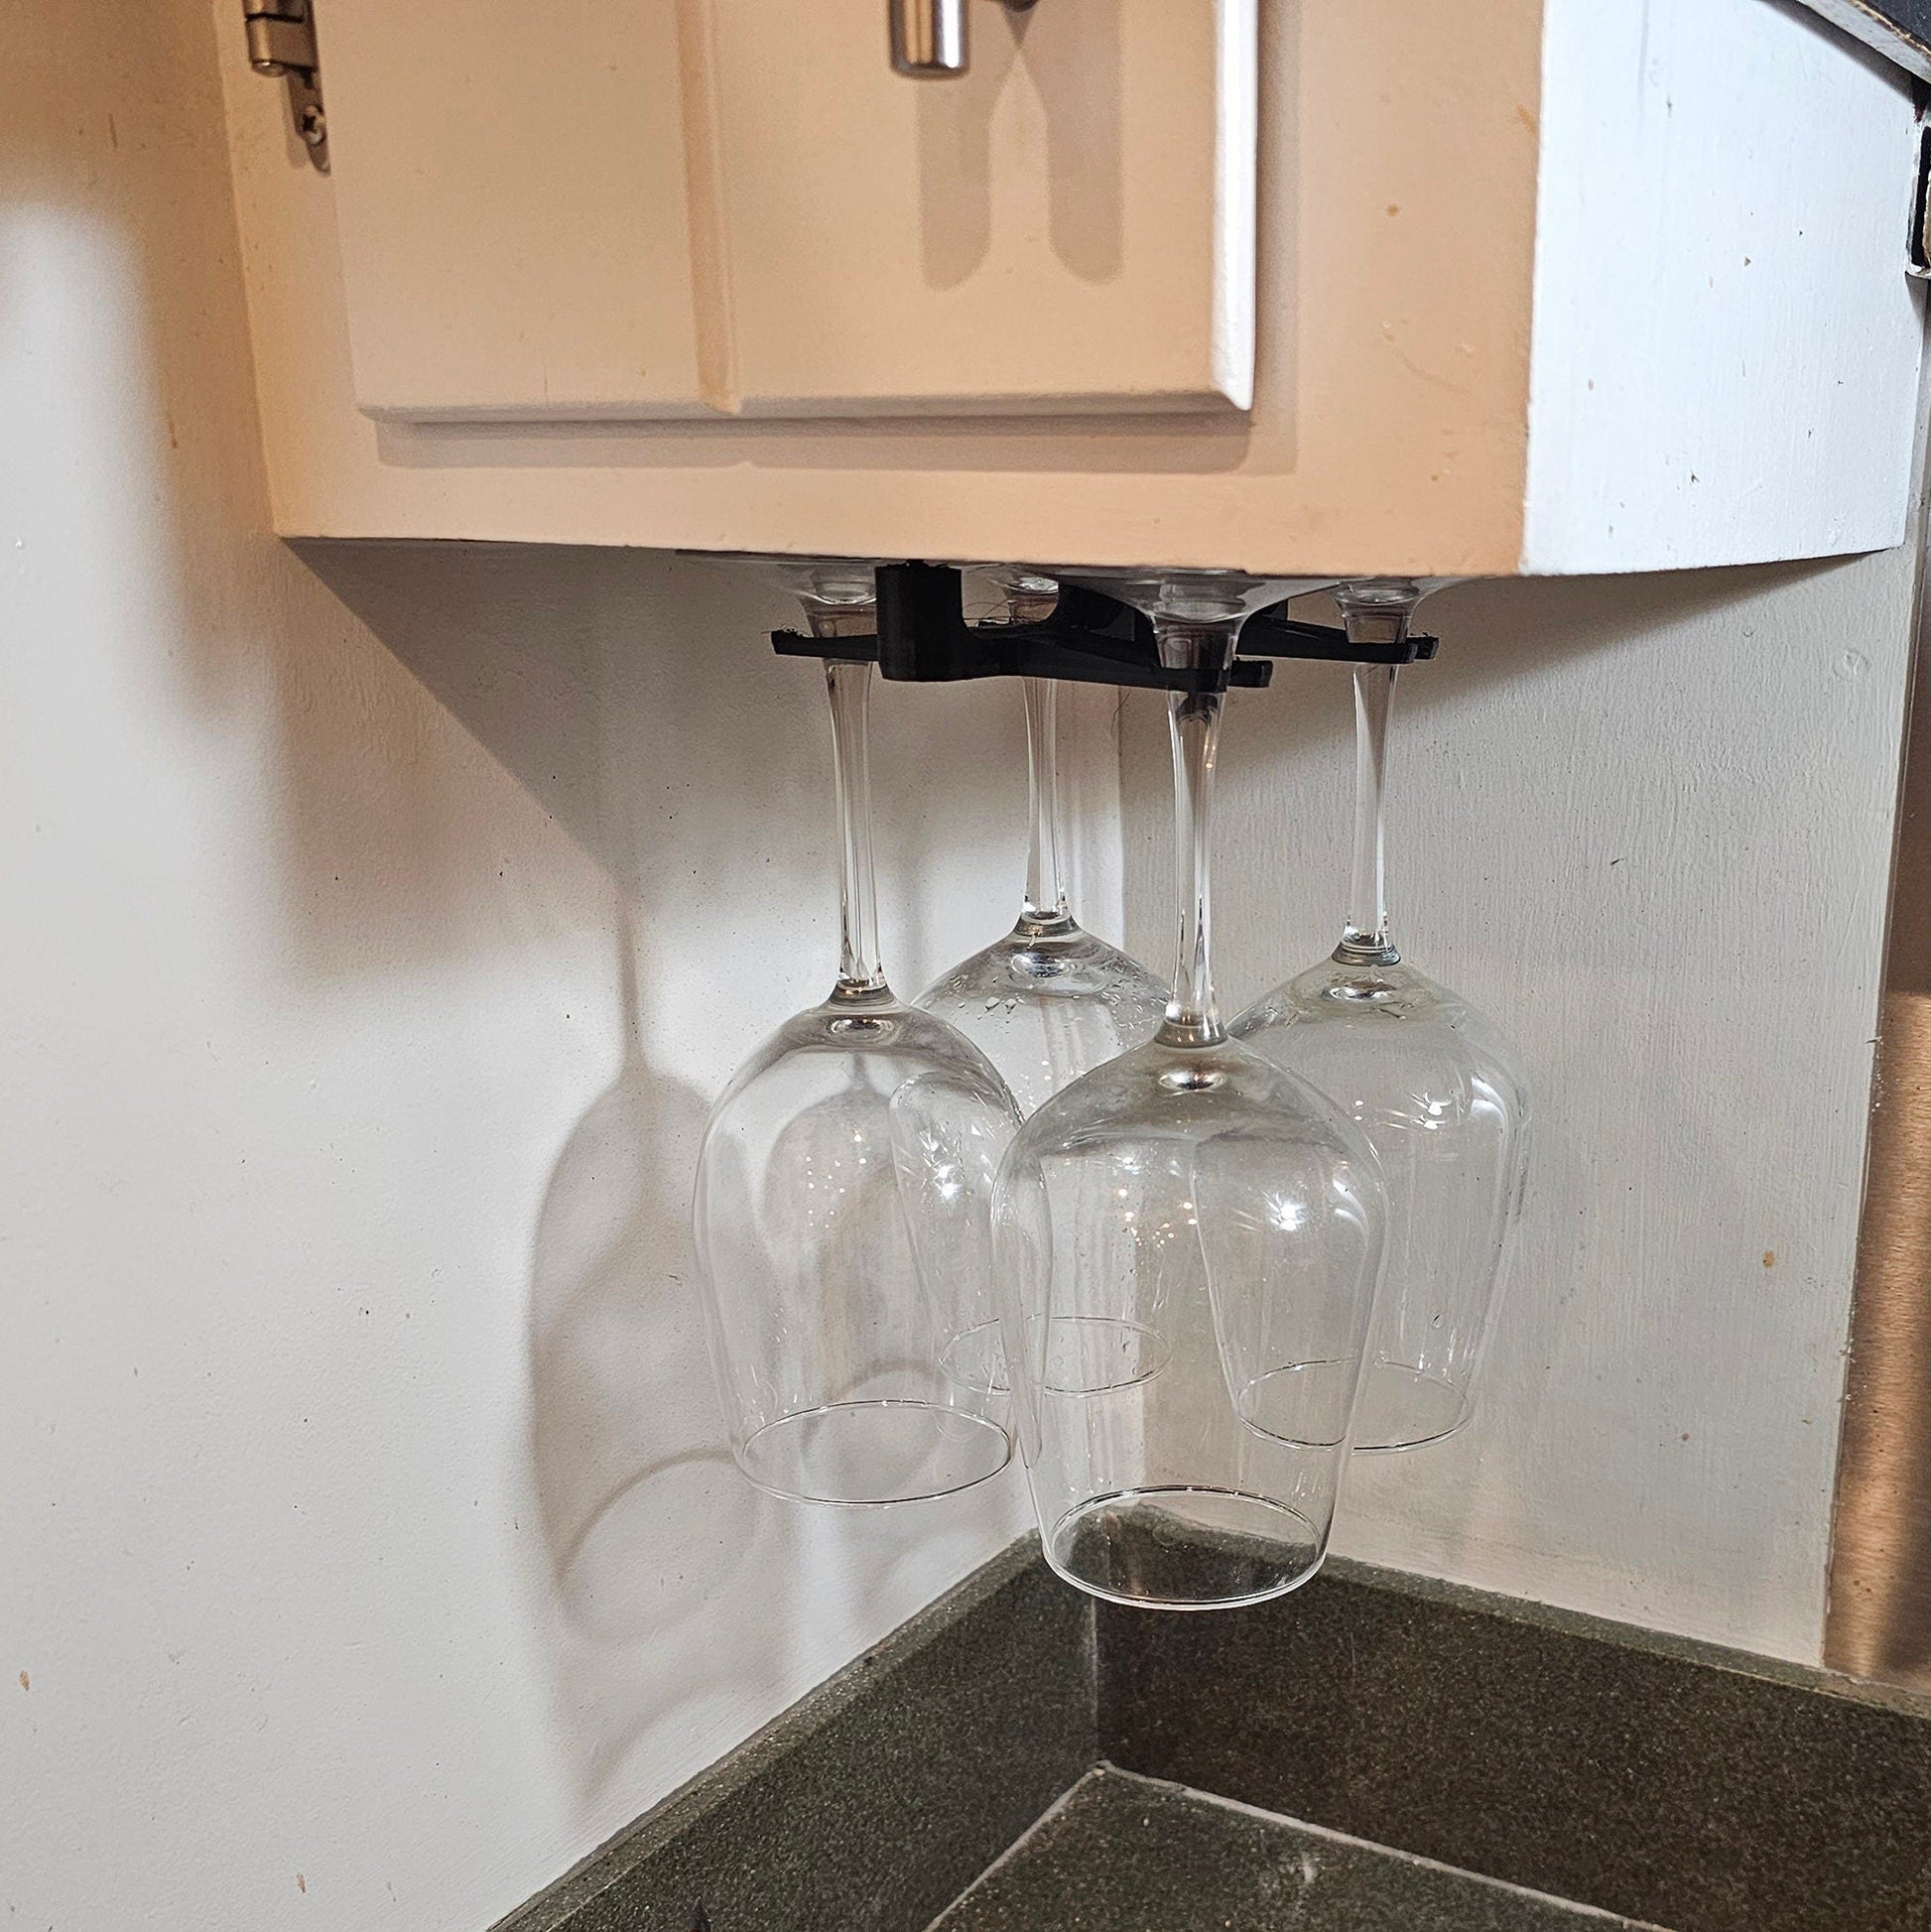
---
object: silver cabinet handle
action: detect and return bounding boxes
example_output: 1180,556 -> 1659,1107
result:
889,0 -> 967,75
889,0 -> 1034,78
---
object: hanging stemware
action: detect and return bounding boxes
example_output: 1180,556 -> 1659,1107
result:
919,573 -> 1168,1116
993,574 -> 1387,1610
1232,580 -> 1531,1451
693,563 -> 1021,1504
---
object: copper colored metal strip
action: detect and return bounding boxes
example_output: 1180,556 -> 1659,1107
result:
1828,989 -> 1931,1686
1827,491 -> 1931,1685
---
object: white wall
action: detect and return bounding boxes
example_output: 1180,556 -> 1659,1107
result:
1122,551 -> 1923,1663
0,9 -> 1128,1926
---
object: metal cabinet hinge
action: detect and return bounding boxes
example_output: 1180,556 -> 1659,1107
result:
1909,112 -> 1931,278
245,0 -> 327,173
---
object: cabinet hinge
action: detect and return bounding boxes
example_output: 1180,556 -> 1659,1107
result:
1908,109 -> 1931,279
245,0 -> 327,173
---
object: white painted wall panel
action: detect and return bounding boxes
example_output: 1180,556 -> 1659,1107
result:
1523,0 -> 1924,573
1122,551 -> 1921,1661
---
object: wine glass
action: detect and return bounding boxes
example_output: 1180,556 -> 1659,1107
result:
1231,580 -> 1531,1451
692,562 -> 1021,1505
992,573 -> 1387,1610
918,573 -> 1168,1116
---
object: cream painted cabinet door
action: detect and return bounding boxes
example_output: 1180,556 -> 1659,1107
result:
315,0 -> 1256,424
318,0 -> 713,422
707,0 -> 1256,416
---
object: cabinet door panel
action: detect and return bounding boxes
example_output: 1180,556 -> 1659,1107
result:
317,0 -> 1253,424
320,0 -> 713,421
706,0 -> 1256,416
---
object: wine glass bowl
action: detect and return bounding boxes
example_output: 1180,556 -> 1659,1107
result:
920,917 -> 1169,1121
1233,958 -> 1528,1450
1231,580 -> 1530,1453
919,593 -> 1167,1114
995,1036 -> 1385,1608
696,987 -> 1019,1503
693,567 -> 1022,1506
992,581 -> 1388,1610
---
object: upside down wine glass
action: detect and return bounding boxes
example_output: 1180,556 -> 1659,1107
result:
693,565 -> 1021,1504
993,576 -> 1388,1610
1233,580 -> 1530,1450
919,575 -> 1168,1116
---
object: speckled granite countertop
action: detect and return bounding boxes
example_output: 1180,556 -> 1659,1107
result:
929,1769 -> 1670,1932
502,1540 -> 1931,1932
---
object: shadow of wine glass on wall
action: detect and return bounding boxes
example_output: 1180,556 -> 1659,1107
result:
294,539 -> 1030,1811
527,923 -> 794,1800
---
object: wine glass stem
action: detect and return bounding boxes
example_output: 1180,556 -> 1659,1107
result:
1021,677 -> 1070,928
1342,662 -> 1398,962
1156,621 -> 1233,1048
826,659 -> 887,995
1333,580 -> 1421,965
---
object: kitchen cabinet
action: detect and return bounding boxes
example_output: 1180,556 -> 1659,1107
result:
318,0 -> 1254,424
217,0 -> 1927,576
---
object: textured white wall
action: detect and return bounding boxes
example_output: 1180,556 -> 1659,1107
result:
1522,0 -> 1923,572
0,8 -> 1120,1926
1122,553 -> 1923,1663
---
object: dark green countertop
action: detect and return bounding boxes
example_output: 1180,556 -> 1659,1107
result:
503,1540 -> 1931,1932
929,1768 -> 1670,1932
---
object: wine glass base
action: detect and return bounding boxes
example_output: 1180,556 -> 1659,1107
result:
941,1316 -> 1179,1403
736,1402 -> 1011,1506
1352,1362 -> 1472,1453
940,1320 -> 1008,1397
1044,1486 -> 1323,1610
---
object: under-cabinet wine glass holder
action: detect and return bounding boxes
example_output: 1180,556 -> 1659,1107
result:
769,565 -> 1442,687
